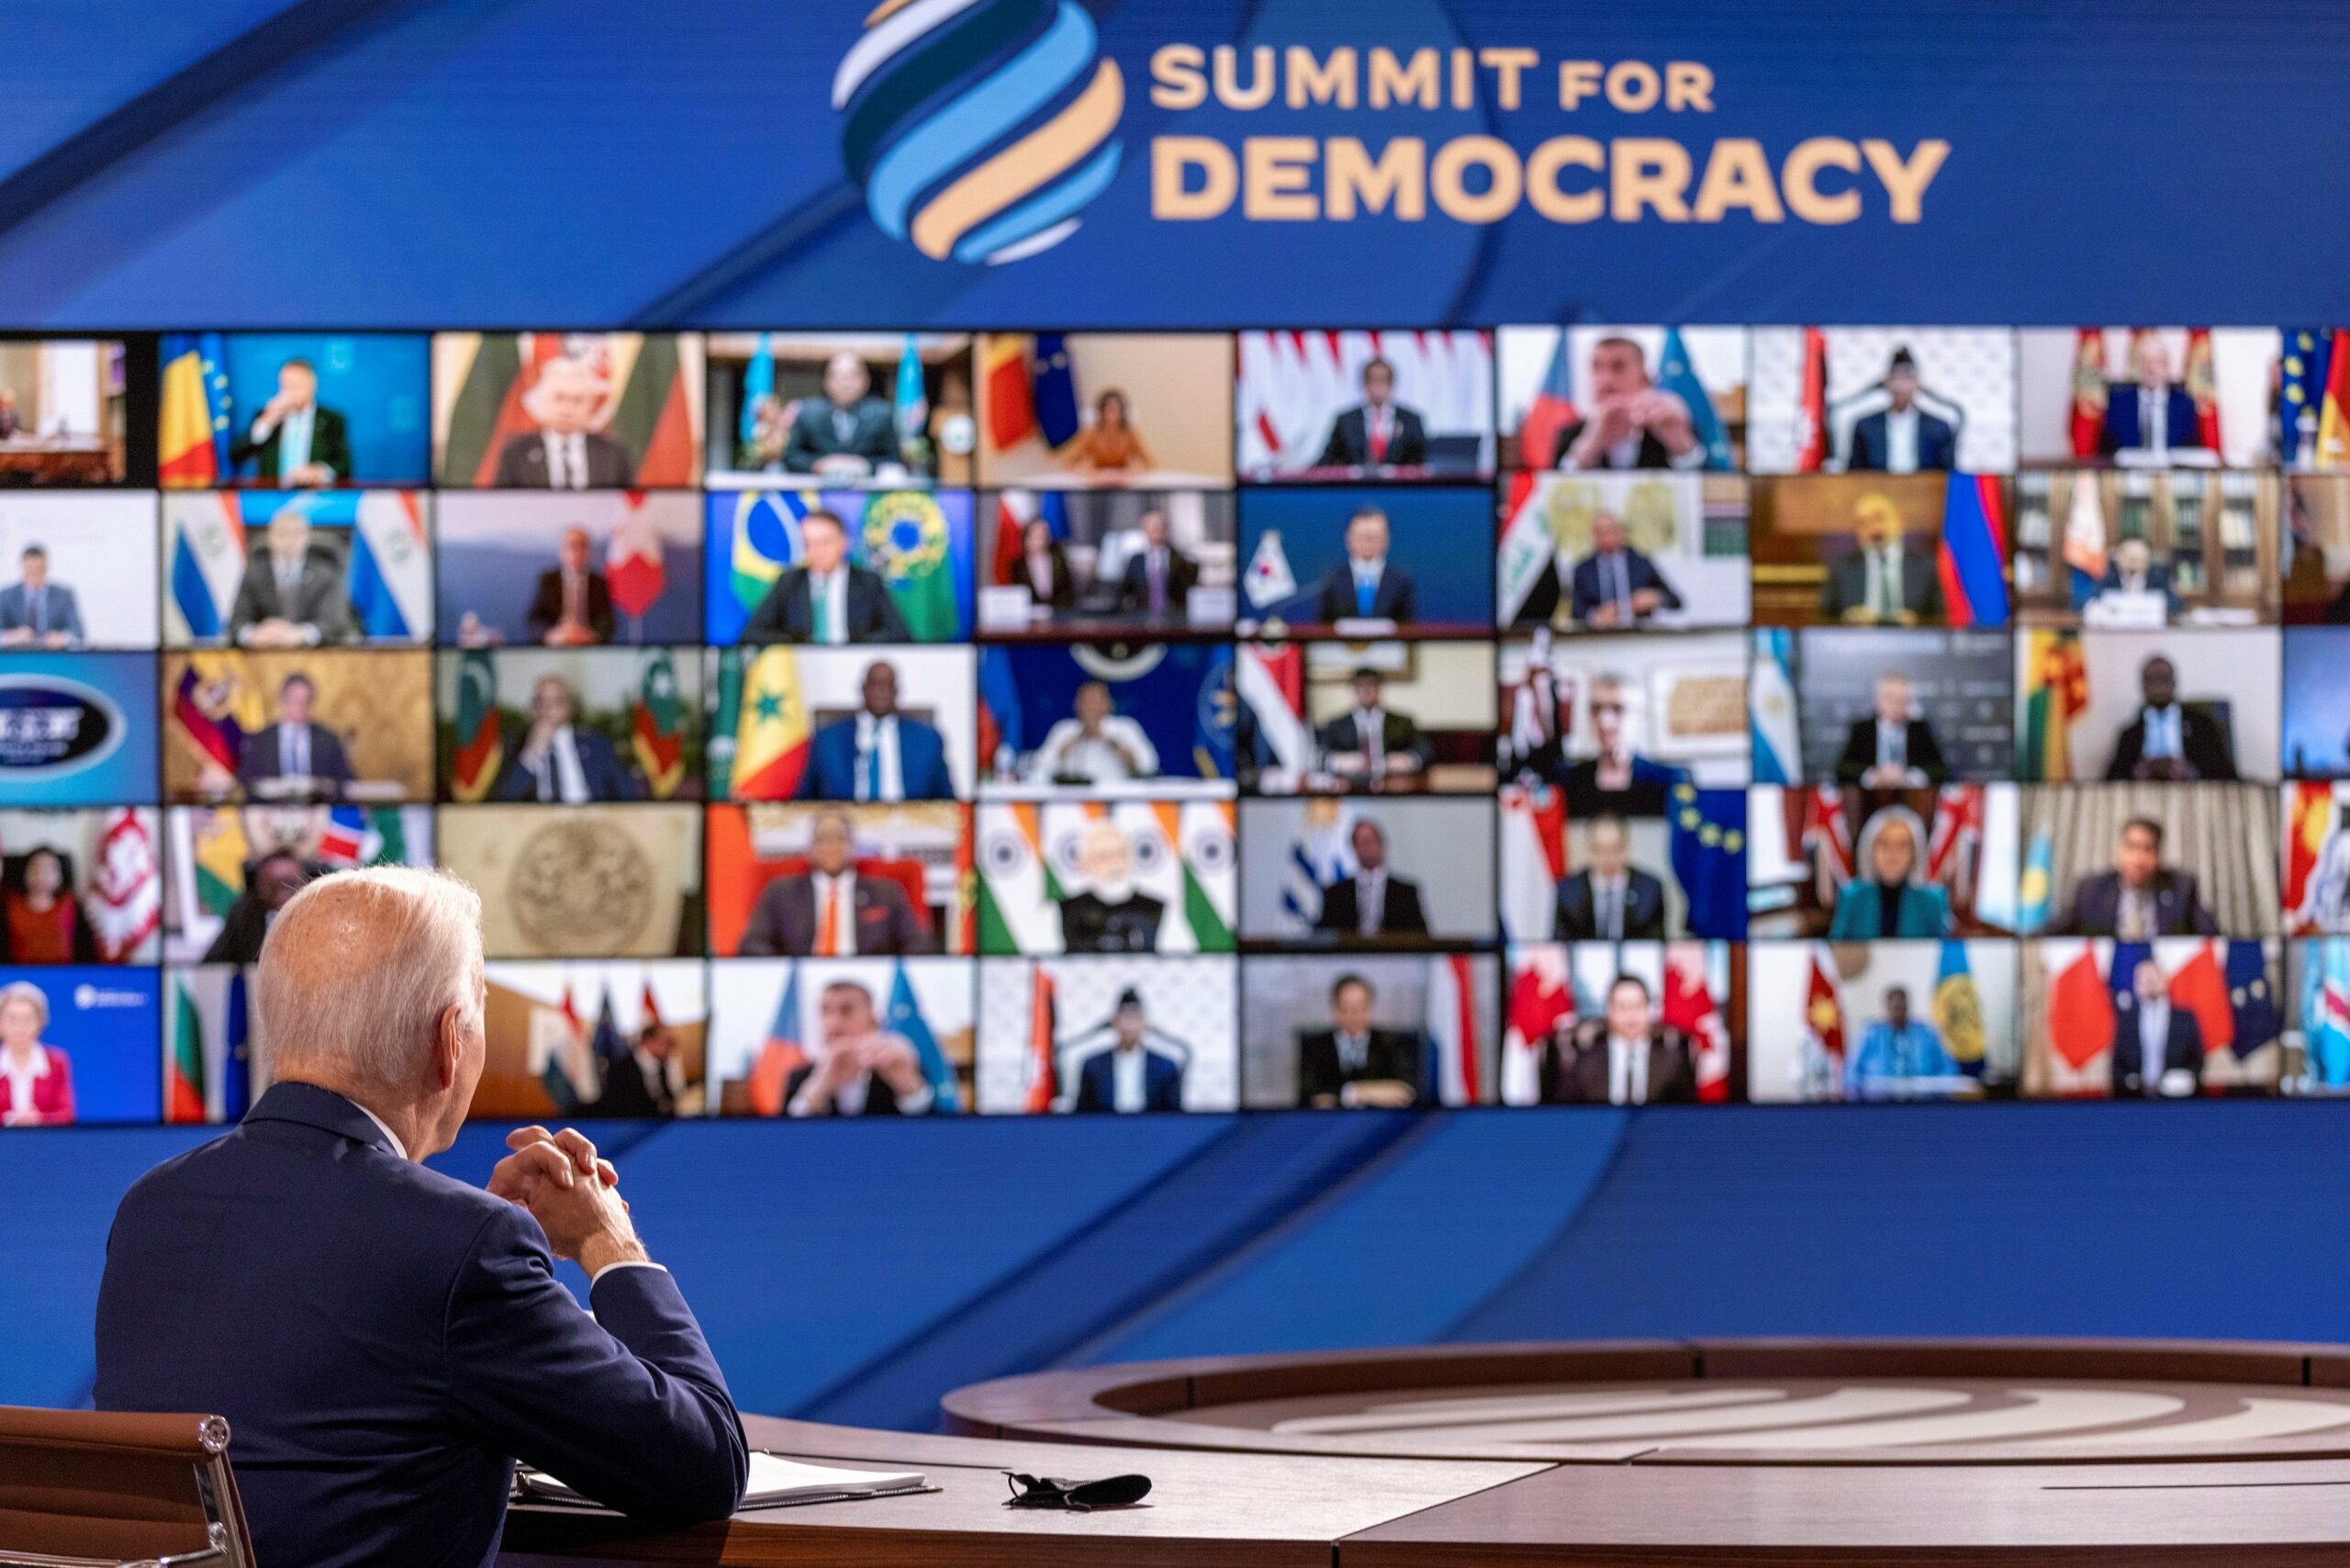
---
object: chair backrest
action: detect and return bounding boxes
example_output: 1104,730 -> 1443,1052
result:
0,1406 -> 253,1568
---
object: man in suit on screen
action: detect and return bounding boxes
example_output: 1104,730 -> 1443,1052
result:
786,977 -> 936,1115
1835,673 -> 1949,787
1314,667 -> 1427,788
1295,972 -> 1421,1108
2093,538 -> 2186,621
94,868 -> 747,1568
1315,818 -> 1429,944
230,355 -> 351,488
1845,348 -> 1956,474
1058,817 -> 1167,954
2103,655 -> 2234,781
1539,974 -> 1695,1105
493,356 -> 634,489
524,526 -> 615,645
1072,988 -> 1184,1114
2099,333 -> 2209,461
1818,491 -> 1943,625
742,507 -> 909,644
1315,356 -> 1428,472
782,353 -> 899,478
0,545 -> 84,647
493,676 -> 638,802
1310,506 -> 1417,624
228,506 -> 354,647
1113,508 -> 1200,617
237,672 -> 354,801
737,810 -> 932,957
2110,958 -> 2205,1097
1568,510 -> 1683,628
1552,813 -> 1667,941
2054,818 -> 2220,939
1552,336 -> 1708,472
800,660 -> 956,801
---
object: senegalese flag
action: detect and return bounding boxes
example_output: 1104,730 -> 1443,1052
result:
605,332 -> 697,487
2021,630 -> 2087,781
158,332 -> 230,487
451,650 -> 503,802
856,491 -> 958,639
631,648 -> 688,798
439,332 -> 538,487
168,976 -> 208,1124
733,647 -> 810,801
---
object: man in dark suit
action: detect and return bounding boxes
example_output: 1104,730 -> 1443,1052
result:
2110,957 -> 2205,1098
801,660 -> 957,801
525,526 -> 615,645
493,356 -> 635,488
2099,333 -> 2209,460
1113,508 -> 1200,616
1819,490 -> 1943,624
1835,673 -> 1950,787
1846,347 -> 1957,474
94,868 -> 747,1568
1315,356 -> 1428,471
1539,974 -> 1696,1104
229,356 -> 352,487
742,507 -> 909,644
593,1018 -> 682,1119
1315,667 -> 1428,789
1296,972 -> 1422,1108
494,675 -> 639,802
1553,813 -> 1667,941
2103,655 -> 2235,781
1072,989 -> 1184,1114
782,353 -> 899,477
737,810 -> 933,957
0,544 -> 84,647
237,673 -> 354,801
785,978 -> 936,1115
1058,817 -> 1166,953
1315,818 -> 1429,943
228,506 -> 354,647
2094,537 -> 2186,621
1310,506 -> 1417,624
2055,817 -> 2221,939
1552,336 -> 1707,471
1568,510 -> 1684,627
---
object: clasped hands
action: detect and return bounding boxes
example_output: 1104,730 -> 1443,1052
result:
487,1125 -> 649,1277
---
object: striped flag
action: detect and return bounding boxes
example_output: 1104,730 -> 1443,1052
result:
450,650 -> 503,802
1279,798 -> 1355,935
165,494 -> 247,642
440,332 -> 543,487
606,333 -> 698,487
1517,330 -> 1577,470
2320,328 -> 2350,471
168,975 -> 210,1124
345,492 -> 432,640
1750,628 -> 1800,785
982,334 -> 1036,452
1024,968 -> 1058,1113
887,961 -> 958,1114
1175,801 -> 1236,951
1938,472 -> 2010,628
975,803 -> 1063,955
631,649 -> 688,799
2021,631 -> 2087,781
1236,643 -> 1310,788
1425,953 -> 1480,1107
746,968 -> 806,1116
732,647 -> 811,801
2069,328 -> 2109,459
159,333 -> 230,487
1794,327 -> 1828,473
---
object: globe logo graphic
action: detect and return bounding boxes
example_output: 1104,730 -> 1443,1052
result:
834,0 -> 1125,265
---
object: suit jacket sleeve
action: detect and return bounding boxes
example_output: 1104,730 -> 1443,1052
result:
741,577 -> 794,643
1911,721 -> 1949,784
317,408 -> 354,481
780,409 -> 822,473
2104,721 -> 2143,781
307,572 -> 353,643
736,883 -> 790,957
1833,722 -> 1873,784
443,1204 -> 747,1524
868,578 -> 912,642
1391,572 -> 1417,623
524,574 -> 563,639
912,727 -> 956,798
492,436 -> 534,487
1390,880 -> 1429,935
1315,411 -> 1358,470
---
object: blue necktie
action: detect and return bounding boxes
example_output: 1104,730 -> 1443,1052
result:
1355,573 -> 1375,617
864,738 -> 882,801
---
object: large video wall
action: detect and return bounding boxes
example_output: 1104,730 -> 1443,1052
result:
4,324 -> 2350,1126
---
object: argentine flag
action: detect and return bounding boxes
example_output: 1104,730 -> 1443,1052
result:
1750,629 -> 1800,786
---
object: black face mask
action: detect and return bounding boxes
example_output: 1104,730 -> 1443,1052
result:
1002,1472 -> 1153,1512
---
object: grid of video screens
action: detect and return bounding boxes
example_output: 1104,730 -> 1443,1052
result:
6,325 -> 2350,1125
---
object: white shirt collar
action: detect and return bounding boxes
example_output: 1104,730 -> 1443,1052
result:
353,1100 -> 409,1161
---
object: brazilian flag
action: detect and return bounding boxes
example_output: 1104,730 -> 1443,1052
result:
856,491 -> 963,640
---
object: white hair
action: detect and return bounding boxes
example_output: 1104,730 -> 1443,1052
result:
520,355 -> 608,420
257,867 -> 484,1098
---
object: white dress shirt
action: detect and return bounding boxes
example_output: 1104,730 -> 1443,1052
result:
1112,1046 -> 1147,1114
1881,406 -> 1919,474
2138,998 -> 2171,1089
1028,715 -> 1158,783
4,1045 -> 50,1118
1863,545 -> 1905,617
1589,872 -> 1628,941
524,726 -> 591,803
1354,868 -> 1387,936
854,713 -> 904,802
542,431 -> 590,490
807,568 -> 849,645
1334,1031 -> 1370,1076
280,723 -> 312,779
1606,1034 -> 1651,1105
2140,704 -> 2183,760
808,868 -> 857,956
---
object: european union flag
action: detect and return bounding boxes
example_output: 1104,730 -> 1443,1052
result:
1032,332 -> 1080,448
2281,329 -> 2333,466
2227,940 -> 2280,1061
1657,327 -> 1729,471
1668,784 -> 1746,939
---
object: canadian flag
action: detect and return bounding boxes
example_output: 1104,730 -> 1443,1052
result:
1501,947 -> 1574,1106
1663,945 -> 1731,1102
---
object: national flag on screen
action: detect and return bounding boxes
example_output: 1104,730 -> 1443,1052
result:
1192,645 -> 1236,778
894,332 -> 929,443
983,334 -> 1036,451
1937,472 -> 2010,628
2021,631 -> 2087,781
533,991 -> 586,1114
450,650 -> 503,803
1173,801 -> 1237,951
1501,949 -> 1573,1107
1750,629 -> 1800,786
607,496 -> 667,620
1800,786 -> 1853,898
1794,327 -> 1828,473
605,333 -> 696,487
975,803 -> 1062,956
1242,530 -> 1299,613
2069,328 -> 2109,459
85,809 -> 160,962
1804,945 -> 1844,1089
2060,475 -> 2108,609
345,492 -> 432,639
976,644 -> 1024,776
2287,781 -> 2339,931
1932,941 -> 1986,1079
1031,332 -> 1080,448
442,332 -> 555,487
632,648 -> 688,798
989,489 -> 1067,585
1517,331 -> 1577,470
1236,642 -> 1310,787
1495,470 -> 1559,626
2227,942 -> 2281,1063
728,488 -> 806,616
888,961 -> 959,1113
2183,328 -> 2222,454
187,809 -> 250,918
172,662 -> 249,776
1656,327 -> 1729,471
317,807 -> 366,867
2302,943 -> 2350,1088
2166,939 -> 2232,1064
2046,941 -> 2115,1076
1424,954 -> 1480,1108
747,969 -> 807,1116
2280,329 -> 2334,467
168,975 -> 209,1124
589,989 -> 630,1075
2017,823 -> 2056,935
738,332 -> 775,446
732,647 -> 811,801
1668,785 -> 1747,939
168,495 -> 246,640
1662,946 -> 1731,1103
2319,328 -> 2350,471
1279,798 -> 1354,935
1024,968 -> 1058,1113
158,332 -> 230,487
167,969 -> 255,1129
1498,783 -> 1567,942
1926,786 -> 1982,891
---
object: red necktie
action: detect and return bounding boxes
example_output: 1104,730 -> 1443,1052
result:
1368,409 -> 1389,464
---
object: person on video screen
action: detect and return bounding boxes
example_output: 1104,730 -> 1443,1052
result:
1058,818 -> 1166,954
782,353 -> 899,479
1560,671 -> 1685,818
1553,337 -> 1707,473
1028,681 -> 1158,786
495,356 -> 632,489
1827,806 -> 1952,940
2104,655 -> 2234,781
1072,988 -> 1184,1114
800,661 -> 955,802
2110,958 -> 2204,1098
1820,491 -> 1943,626
1569,510 -> 1683,629
2054,816 -> 2218,939
1315,356 -> 1427,472
1315,667 -> 1427,789
1846,347 -> 1955,475
1296,972 -> 1421,1109
742,508 -> 908,645
1539,973 -> 1695,1104
525,527 -> 614,646
2099,333 -> 2208,461
1835,674 -> 1948,788
1844,984 -> 1957,1101
1315,818 -> 1428,944
739,810 -> 932,958
1310,507 -> 1417,624
785,979 -> 935,1116
232,356 -> 350,489
1553,813 -> 1666,941
1113,509 -> 1198,617
2093,538 -> 2185,621
229,507 -> 354,648
494,675 -> 637,803
237,673 -> 353,802
201,848 -> 314,965
0,545 -> 84,648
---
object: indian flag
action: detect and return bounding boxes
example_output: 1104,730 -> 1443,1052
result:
976,802 -> 1062,955
732,646 -> 811,801
1175,801 -> 1236,951
1115,801 -> 1192,952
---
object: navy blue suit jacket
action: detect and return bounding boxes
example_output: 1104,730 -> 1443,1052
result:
800,713 -> 955,800
1848,408 -> 1957,471
1568,548 -> 1683,623
2101,385 -> 2205,454
491,728 -> 640,801
1073,1047 -> 1184,1113
94,1083 -> 746,1568
1310,563 -> 1417,624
